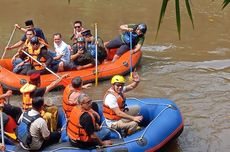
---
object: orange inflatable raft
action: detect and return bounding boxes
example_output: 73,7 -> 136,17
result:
0,49 -> 142,91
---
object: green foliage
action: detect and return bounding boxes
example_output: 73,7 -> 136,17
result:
185,0 -> 194,29
222,0 -> 230,9
156,0 -> 229,40
175,0 -> 181,40
156,0 -> 194,40
155,0 -> 169,40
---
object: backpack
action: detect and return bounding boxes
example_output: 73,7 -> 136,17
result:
16,111 -> 40,148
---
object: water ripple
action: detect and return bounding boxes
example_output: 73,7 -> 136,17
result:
142,44 -> 176,52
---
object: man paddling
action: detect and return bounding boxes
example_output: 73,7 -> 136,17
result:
5,20 -> 47,51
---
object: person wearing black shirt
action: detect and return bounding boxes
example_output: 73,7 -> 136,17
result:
67,93 -> 112,149
71,37 -> 95,70
5,20 -> 47,52
15,19 -> 47,43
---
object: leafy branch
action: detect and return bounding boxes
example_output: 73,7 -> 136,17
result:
222,0 -> 230,9
156,0 -> 229,40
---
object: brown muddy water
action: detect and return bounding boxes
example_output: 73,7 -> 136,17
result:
1,0 -> 230,151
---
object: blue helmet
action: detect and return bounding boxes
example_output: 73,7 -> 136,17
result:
77,37 -> 85,43
30,36 -> 39,45
137,23 -> 147,34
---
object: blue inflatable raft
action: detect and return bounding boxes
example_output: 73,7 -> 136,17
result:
5,98 -> 183,152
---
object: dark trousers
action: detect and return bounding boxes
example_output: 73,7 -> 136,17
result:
106,36 -> 130,56
69,139 -> 97,149
3,104 -> 22,123
41,131 -> 61,149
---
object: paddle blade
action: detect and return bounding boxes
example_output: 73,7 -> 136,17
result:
5,132 -> 17,140
129,72 -> 133,82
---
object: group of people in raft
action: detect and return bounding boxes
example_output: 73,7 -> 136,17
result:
0,19 -> 147,150
5,20 -> 147,75
0,71 -> 142,150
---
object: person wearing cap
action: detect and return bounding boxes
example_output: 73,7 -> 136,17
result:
103,72 -> 143,136
20,72 -> 67,106
20,72 -> 68,131
11,29 -> 48,75
5,20 -> 47,51
21,72 -> 63,106
105,23 -> 147,62
70,37 -> 95,70
70,20 -> 85,43
81,29 -> 107,64
15,19 -> 47,43
67,93 -> 112,148
25,36 -> 53,75
52,33 -> 71,72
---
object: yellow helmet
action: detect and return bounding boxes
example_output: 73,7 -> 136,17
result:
111,75 -> 126,84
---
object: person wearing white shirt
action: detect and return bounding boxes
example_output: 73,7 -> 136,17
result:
53,33 -> 71,72
103,72 -> 143,136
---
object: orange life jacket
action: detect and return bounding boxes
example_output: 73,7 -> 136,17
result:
25,37 -> 49,48
103,87 -> 126,120
27,44 -> 46,70
20,83 -> 36,110
62,85 -> 81,118
38,38 -> 49,48
67,106 -> 97,142
24,39 -> 31,47
0,84 -> 4,105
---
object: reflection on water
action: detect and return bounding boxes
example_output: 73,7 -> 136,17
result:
1,0 -> 230,152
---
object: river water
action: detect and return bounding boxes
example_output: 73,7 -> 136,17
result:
1,0 -> 230,151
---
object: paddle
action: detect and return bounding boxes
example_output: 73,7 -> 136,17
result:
129,32 -> 133,81
1,26 -> 17,59
7,97 -> 10,105
95,23 -> 98,86
0,106 -> 5,151
20,50 -> 69,86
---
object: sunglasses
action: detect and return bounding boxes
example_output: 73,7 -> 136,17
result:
82,100 -> 92,105
74,26 -> 81,28
31,43 -> 39,46
115,83 -> 124,87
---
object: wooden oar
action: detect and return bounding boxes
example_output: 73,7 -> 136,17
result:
21,50 -> 68,86
7,97 -> 10,105
1,26 -> 17,59
129,32 -> 133,81
95,23 -> 98,86
0,106 -> 5,151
